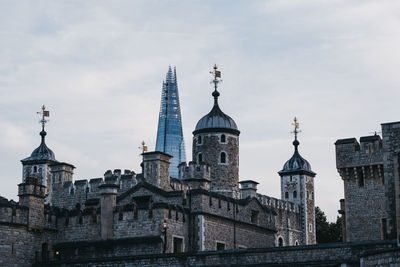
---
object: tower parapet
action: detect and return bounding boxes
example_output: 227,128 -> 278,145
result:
178,161 -> 211,190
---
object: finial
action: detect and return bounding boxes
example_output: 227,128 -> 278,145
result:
37,105 -> 50,142
139,141 -> 148,154
291,117 -> 301,150
209,64 -> 222,105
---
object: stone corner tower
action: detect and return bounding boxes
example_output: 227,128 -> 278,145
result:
192,65 -> 240,197
278,117 -> 316,245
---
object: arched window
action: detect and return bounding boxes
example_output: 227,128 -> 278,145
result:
33,166 -> 37,173
293,191 -> 297,198
198,135 -> 202,145
198,153 -> 203,163
295,240 -> 299,246
220,152 -> 226,164
278,237 -> 283,247
285,192 -> 289,199
220,134 -> 226,143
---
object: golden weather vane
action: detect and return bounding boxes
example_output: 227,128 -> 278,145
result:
291,117 -> 301,140
209,64 -> 222,92
138,141 -> 148,154
37,105 -> 50,131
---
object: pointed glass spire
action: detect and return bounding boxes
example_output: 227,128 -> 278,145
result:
155,66 -> 186,178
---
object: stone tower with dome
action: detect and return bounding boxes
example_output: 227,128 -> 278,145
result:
278,117 -> 316,244
192,65 -> 240,197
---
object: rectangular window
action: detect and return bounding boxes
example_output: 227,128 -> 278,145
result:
216,242 -> 225,251
173,237 -> 183,253
381,218 -> 387,240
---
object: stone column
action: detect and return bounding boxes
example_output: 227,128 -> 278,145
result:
99,184 -> 118,239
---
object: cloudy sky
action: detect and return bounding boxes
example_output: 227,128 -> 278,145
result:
1,0 -> 400,221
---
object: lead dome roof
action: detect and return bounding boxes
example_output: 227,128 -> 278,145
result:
21,130 -> 57,163
278,139 -> 315,177
194,90 -> 240,135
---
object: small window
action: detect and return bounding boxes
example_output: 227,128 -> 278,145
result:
33,166 -> 37,173
216,242 -> 225,250
293,191 -> 297,198
381,218 -> 387,239
358,171 -> 364,187
173,237 -> 183,253
251,210 -> 258,224
220,134 -> 226,143
309,223 -> 312,232
198,153 -> 203,163
290,176 -> 292,182
295,240 -> 299,246
278,237 -> 283,247
198,135 -> 202,145
285,192 -> 289,199
220,152 -> 226,164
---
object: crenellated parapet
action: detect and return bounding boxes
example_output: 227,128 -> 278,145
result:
178,161 -> 211,190
50,169 -> 137,209
335,135 -> 384,184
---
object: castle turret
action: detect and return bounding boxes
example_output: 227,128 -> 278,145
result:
278,117 -> 316,245
192,65 -> 240,197
18,177 -> 46,230
21,105 -> 58,203
142,151 -> 172,191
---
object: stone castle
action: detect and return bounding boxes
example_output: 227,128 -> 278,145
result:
336,122 -> 400,244
0,67 -> 317,266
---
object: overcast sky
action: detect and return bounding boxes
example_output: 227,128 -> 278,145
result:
1,0 -> 400,221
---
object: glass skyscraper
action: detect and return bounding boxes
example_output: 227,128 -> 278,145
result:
155,66 -> 186,178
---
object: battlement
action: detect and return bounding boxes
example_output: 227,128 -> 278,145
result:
178,161 -> 210,180
335,135 -> 383,169
178,162 -> 211,190
51,169 -> 137,209
257,194 -> 299,213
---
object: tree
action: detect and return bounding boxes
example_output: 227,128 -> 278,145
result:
315,206 -> 342,243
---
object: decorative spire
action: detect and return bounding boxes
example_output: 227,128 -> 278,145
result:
37,105 -> 50,143
291,117 -> 301,151
210,64 -> 222,106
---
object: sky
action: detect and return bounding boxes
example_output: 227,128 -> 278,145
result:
1,0 -> 400,221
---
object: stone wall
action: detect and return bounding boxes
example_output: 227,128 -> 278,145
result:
336,135 -> 387,242
193,133 -> 239,196
36,240 -> 397,267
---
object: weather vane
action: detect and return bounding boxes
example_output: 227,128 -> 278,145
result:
37,105 -> 50,131
291,117 -> 301,140
209,64 -> 222,92
139,140 -> 148,154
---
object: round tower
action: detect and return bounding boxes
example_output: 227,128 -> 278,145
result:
278,117 -> 316,245
192,65 -> 240,197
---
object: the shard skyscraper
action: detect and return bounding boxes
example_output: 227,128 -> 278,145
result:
155,66 -> 186,178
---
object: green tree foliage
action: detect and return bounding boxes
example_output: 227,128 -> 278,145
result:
315,206 -> 343,243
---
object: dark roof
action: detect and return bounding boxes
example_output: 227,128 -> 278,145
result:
239,180 -> 259,185
21,130 -> 57,163
360,135 -> 381,143
193,90 -> 239,135
335,138 -> 358,145
279,139 -> 315,177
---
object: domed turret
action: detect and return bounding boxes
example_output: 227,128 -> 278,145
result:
192,65 -> 240,197
194,90 -> 239,135
22,130 -> 56,162
279,139 -> 314,176
278,117 -> 316,245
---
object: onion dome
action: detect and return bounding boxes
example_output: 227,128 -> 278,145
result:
193,66 -> 239,135
22,130 -> 57,162
278,118 -> 315,177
